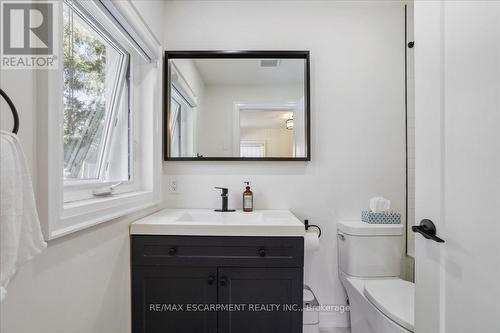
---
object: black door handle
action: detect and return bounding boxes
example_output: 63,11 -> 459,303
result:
412,219 -> 445,243
168,246 -> 177,255
207,275 -> 216,285
258,248 -> 266,257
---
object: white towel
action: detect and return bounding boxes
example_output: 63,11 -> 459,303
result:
0,131 -> 46,302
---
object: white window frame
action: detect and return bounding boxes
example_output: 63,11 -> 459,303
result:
36,0 -> 162,240
170,86 -> 196,158
62,2 -> 134,201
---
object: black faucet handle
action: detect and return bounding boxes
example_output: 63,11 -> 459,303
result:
215,187 -> 229,196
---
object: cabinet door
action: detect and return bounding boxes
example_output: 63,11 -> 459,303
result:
218,267 -> 303,333
132,266 -> 217,333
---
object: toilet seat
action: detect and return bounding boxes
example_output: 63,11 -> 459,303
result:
363,279 -> 415,332
304,288 -> 315,303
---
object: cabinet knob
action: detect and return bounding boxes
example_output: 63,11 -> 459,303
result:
219,277 -> 228,287
207,275 -> 215,285
168,247 -> 177,255
258,248 -> 266,257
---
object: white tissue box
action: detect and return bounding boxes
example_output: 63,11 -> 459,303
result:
361,210 -> 401,224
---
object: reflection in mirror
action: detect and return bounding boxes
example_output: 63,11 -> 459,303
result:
165,52 -> 309,160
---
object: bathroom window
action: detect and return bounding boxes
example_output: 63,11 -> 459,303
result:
39,0 -> 162,240
170,97 -> 182,156
240,141 -> 266,158
170,88 -> 193,157
63,2 -> 130,186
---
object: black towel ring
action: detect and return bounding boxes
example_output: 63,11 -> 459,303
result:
0,88 -> 19,134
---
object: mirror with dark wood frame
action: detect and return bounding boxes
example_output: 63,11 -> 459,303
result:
164,51 -> 310,161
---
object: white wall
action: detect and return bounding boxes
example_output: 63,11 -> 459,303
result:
163,0 -> 406,327
0,1 -> 165,332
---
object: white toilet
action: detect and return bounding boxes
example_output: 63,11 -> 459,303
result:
337,221 -> 414,333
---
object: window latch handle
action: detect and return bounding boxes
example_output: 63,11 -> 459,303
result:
93,181 -> 123,197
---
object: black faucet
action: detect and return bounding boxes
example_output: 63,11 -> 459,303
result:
214,187 -> 235,212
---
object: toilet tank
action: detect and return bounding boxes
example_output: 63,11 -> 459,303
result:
337,221 -> 403,277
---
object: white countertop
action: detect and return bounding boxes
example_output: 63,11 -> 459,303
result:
130,209 -> 305,237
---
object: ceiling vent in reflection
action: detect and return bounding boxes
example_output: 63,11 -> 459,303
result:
260,59 -> 281,68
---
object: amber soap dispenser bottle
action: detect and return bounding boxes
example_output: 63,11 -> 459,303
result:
243,182 -> 253,212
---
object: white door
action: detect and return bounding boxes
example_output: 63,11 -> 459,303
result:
414,1 -> 500,333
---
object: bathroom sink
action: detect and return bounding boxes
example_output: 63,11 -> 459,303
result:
130,209 -> 305,236
176,211 -> 264,223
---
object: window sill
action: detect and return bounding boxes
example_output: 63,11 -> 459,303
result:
63,182 -> 139,203
64,190 -> 150,209
49,190 -> 159,240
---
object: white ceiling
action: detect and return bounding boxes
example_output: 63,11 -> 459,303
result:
193,59 -> 305,85
240,110 -> 293,129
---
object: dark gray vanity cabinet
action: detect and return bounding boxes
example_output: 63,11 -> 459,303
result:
132,266 -> 218,333
131,235 -> 304,333
217,267 -> 303,333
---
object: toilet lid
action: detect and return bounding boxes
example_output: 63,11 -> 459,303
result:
363,279 -> 415,332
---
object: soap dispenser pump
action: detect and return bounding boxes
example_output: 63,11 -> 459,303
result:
243,182 -> 253,212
